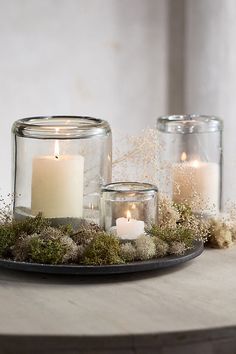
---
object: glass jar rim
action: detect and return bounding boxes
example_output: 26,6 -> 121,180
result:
157,114 -> 223,134
12,116 -> 111,139
102,182 -> 158,194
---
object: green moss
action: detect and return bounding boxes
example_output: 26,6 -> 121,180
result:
12,233 -> 32,261
82,232 -> 122,265
172,227 -> 194,247
146,224 -> 194,248
0,214 -> 50,258
0,205 -> 199,264
29,236 -> 66,264
0,223 -> 17,257
27,227 -> 78,264
71,222 -> 102,246
58,223 -> 74,236
12,213 -> 50,236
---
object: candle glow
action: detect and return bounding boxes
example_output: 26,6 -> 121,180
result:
172,152 -> 219,214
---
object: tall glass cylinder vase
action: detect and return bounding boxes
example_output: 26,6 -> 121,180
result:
156,115 -> 223,216
12,116 -> 112,226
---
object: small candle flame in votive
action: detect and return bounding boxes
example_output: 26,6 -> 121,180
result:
127,210 -> 131,221
181,152 -> 187,162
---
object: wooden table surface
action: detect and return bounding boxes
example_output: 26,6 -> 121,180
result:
0,247 -> 236,354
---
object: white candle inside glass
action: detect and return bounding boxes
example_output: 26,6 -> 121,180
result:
116,210 -> 145,240
31,139 -> 84,218
172,152 -> 219,214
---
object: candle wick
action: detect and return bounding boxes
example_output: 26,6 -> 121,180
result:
55,155 -> 59,159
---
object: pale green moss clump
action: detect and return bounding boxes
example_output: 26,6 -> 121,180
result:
169,241 -> 186,255
119,242 -> 136,262
13,227 -> 78,264
0,213 -> 50,258
29,227 -> 78,264
152,237 -> 169,257
135,234 -> 156,260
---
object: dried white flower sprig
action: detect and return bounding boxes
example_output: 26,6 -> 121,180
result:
112,129 -> 160,185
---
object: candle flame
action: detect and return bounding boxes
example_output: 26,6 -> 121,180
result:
127,210 -> 131,221
181,152 -> 187,162
131,203 -> 136,210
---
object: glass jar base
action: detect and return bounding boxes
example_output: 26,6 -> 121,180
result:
14,206 -> 100,228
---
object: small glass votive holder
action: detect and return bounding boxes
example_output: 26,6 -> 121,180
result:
101,182 -> 158,240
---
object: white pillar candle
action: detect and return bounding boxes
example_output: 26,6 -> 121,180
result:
31,141 -> 84,218
172,157 -> 219,214
116,210 -> 145,240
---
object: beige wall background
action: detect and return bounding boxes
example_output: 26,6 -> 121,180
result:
0,0 -> 235,205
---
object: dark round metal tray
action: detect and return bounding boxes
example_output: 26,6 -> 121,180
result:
0,240 -> 203,275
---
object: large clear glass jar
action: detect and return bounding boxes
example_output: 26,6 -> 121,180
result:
12,116 -> 112,225
156,115 -> 223,216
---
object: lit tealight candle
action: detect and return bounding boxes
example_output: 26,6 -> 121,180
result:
172,152 -> 219,214
31,138 -> 84,218
116,210 -> 145,240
